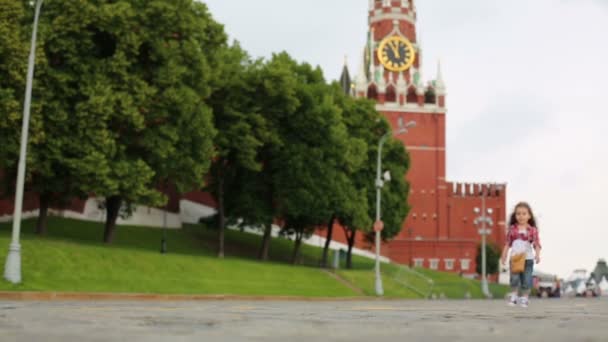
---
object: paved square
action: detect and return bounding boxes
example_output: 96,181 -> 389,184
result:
1,298 -> 606,341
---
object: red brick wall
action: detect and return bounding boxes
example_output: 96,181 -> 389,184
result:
446,183 -> 507,247
0,192 -> 39,217
182,190 -> 217,209
0,170 -> 40,216
388,240 -> 477,271
314,220 -> 376,253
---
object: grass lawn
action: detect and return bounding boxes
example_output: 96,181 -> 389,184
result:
0,217 -> 508,298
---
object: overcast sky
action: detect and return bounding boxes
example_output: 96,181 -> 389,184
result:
203,0 -> 608,279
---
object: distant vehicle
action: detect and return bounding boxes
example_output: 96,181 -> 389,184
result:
564,268 -> 602,297
584,278 -> 601,297
532,270 -> 560,298
589,259 -> 608,297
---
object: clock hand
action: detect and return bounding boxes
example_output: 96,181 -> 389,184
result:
389,41 -> 401,59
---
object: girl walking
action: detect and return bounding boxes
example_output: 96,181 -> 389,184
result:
500,202 -> 541,308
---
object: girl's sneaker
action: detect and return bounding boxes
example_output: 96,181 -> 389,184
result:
507,293 -> 518,306
519,297 -> 529,308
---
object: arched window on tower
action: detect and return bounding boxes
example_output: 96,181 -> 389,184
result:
406,87 -> 417,103
424,88 -> 436,104
367,84 -> 378,100
385,85 -> 396,103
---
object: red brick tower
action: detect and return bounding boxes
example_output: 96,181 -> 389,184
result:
350,0 -> 508,276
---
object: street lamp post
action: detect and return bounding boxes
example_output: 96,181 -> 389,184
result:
473,194 -> 494,298
407,227 -> 413,267
4,0 -> 44,284
160,181 -> 169,254
374,120 -> 415,296
160,210 -> 167,254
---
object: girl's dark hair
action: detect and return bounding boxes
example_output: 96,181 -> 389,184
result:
508,202 -> 537,227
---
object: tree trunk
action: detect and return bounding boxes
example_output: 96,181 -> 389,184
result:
103,196 -> 122,244
217,177 -> 225,258
292,229 -> 303,265
320,214 -> 336,267
346,229 -> 356,269
258,223 -> 272,261
35,192 -> 50,235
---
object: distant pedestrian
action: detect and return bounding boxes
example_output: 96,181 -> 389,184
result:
500,202 -> 541,308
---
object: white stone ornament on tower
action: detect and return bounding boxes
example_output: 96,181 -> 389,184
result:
377,64 -> 386,93
410,67 -> 419,86
368,29 -> 375,82
415,70 -> 424,95
397,72 -> 407,106
397,71 -> 407,91
355,53 -> 368,94
435,60 -> 447,95
416,30 -> 422,66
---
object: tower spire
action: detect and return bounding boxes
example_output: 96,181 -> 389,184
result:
339,55 -> 352,96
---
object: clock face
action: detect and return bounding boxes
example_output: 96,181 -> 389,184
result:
377,36 -> 416,72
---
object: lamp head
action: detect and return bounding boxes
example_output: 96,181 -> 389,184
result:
383,170 -> 391,182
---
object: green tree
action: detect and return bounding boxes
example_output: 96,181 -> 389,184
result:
375,139 -> 411,241
327,87 -> 411,269
223,52 -> 299,261
0,0 -> 27,188
476,242 -> 501,275
320,89 -> 376,268
2,1 -> 227,242
0,0 -> 28,167
0,0 -> 57,234
206,42 -> 268,258
29,0 -> 223,242
270,57 -> 369,264
346,138 -> 410,268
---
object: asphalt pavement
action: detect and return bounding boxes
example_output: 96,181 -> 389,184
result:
0,298 -> 606,341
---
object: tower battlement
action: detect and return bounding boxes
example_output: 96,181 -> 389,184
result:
447,182 -> 507,198
369,0 -> 415,13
